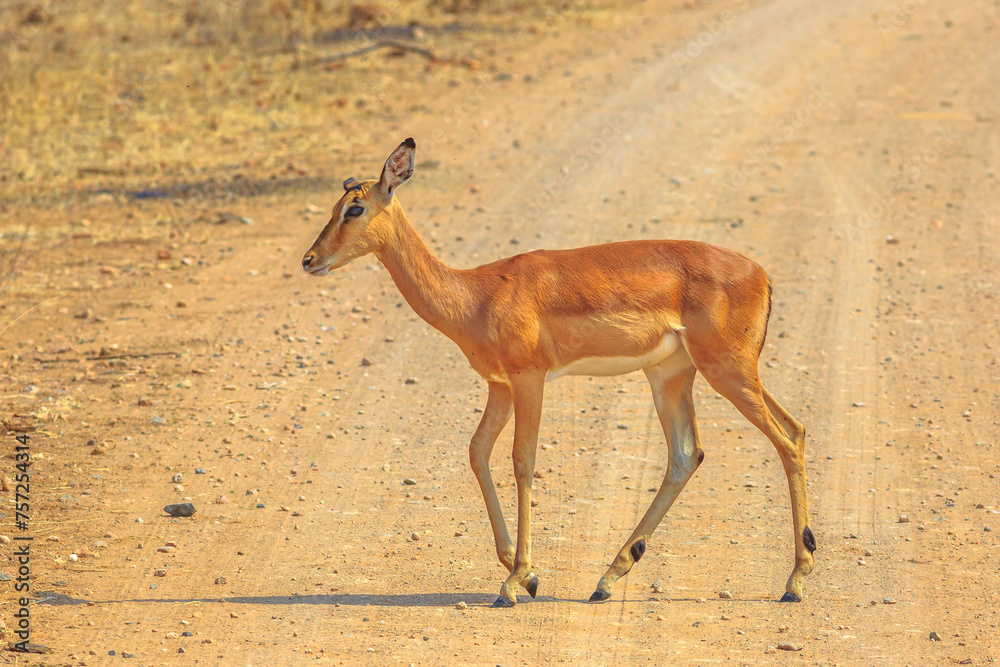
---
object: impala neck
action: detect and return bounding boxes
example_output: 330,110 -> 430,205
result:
375,204 -> 472,339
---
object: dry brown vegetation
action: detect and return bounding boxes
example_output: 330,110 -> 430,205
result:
0,0 -> 615,203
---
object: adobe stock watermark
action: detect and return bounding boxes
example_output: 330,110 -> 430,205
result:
512,114 -> 627,227
671,0 -> 751,70
848,126 -> 957,243
876,0 -> 927,38
719,83 -> 832,192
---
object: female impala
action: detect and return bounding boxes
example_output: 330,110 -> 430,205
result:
302,138 -> 816,608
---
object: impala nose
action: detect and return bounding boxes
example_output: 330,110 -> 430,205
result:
302,253 -> 315,270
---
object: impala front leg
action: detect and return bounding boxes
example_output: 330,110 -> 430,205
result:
469,382 -> 539,598
494,371 -> 545,608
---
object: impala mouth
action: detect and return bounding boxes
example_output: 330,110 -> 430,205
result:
307,265 -> 331,276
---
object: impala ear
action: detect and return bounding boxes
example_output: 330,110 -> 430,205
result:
378,138 -> 416,197
343,177 -> 360,191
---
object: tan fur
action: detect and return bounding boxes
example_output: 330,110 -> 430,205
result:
302,139 -> 814,606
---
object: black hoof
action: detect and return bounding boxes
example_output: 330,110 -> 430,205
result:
589,589 -> 612,603
492,596 -> 515,608
525,576 -> 539,599
779,592 -> 802,603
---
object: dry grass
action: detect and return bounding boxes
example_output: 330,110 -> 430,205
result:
0,0 -> 614,205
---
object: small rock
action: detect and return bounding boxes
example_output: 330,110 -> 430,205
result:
763,647 -> 777,654
138,396 -> 152,406
360,357 -> 373,366
215,577 -> 227,585
403,478 -> 417,486
776,643 -> 803,651
157,248 -> 172,260
215,495 -> 230,504
195,468 -> 206,474
157,546 -> 175,554
898,514 -> 910,523
93,540 -> 107,548
719,590 -> 732,599
154,569 -> 167,577
929,631 -> 942,641
410,532 -> 420,541
163,503 -> 196,517
883,597 -> 897,604
68,554 -> 79,562
171,473 -> 183,483
455,601 -> 468,610
405,377 -> 418,385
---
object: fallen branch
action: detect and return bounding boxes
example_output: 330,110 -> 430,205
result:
309,40 -> 437,65
33,351 -> 183,363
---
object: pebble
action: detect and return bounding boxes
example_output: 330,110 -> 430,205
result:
163,503 -> 196,517
719,590 -> 732,599
898,514 -> 910,523
215,577 -> 227,585
157,546 -> 175,554
68,554 -> 79,562
410,532 -> 420,541
361,357 -> 373,366
137,397 -> 153,406
929,631 -> 942,641
883,597 -> 897,604
405,377 -> 418,384
154,569 -> 167,577
195,468 -> 206,474
171,473 -> 183,483
93,540 -> 107,548
455,601 -> 468,610
403,478 -> 417,486
157,248 -> 172,260
776,643 -> 803,651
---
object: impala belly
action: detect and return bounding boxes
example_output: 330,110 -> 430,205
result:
547,332 -> 683,380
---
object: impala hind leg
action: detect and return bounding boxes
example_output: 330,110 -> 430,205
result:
494,371 -> 546,608
469,382 -> 539,599
691,346 -> 814,602
591,353 -> 701,603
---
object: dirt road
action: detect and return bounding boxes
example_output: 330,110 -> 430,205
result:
3,0 -> 999,664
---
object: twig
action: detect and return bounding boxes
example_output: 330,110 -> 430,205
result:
34,351 -> 183,363
309,40 -> 436,66
0,296 -> 61,340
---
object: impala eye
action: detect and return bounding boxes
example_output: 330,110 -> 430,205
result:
345,205 -> 364,218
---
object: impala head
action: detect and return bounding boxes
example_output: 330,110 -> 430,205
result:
301,138 -> 416,276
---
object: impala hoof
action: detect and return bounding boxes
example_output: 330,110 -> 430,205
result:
492,596 -> 516,608
525,575 -> 539,599
779,591 -> 801,603
589,589 -> 611,603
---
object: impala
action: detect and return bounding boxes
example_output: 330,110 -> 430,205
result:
302,139 -> 816,607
